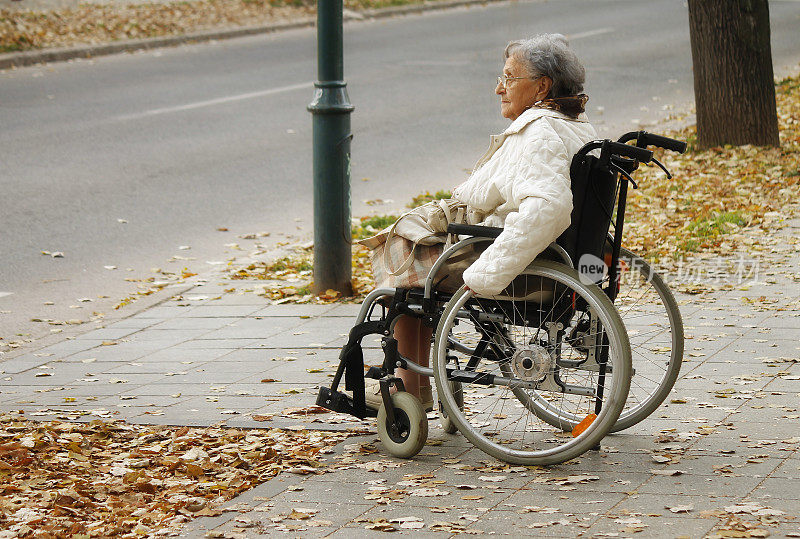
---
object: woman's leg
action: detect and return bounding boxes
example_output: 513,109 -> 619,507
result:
394,315 -> 432,397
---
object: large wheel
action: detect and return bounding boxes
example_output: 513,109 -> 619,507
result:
433,260 -> 631,466
376,392 -> 428,459
607,247 -> 684,432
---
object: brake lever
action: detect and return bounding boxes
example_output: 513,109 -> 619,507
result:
610,163 -> 638,189
651,157 -> 672,179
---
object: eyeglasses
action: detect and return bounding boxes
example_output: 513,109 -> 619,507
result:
496,73 -> 543,87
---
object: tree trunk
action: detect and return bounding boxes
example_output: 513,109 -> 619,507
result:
687,0 -> 780,148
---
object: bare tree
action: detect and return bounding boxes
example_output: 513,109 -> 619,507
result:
687,0 -> 780,148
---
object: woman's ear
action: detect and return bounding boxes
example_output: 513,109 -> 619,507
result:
537,76 -> 553,100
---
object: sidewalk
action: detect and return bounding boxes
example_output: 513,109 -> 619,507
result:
1,220 -> 799,537
0,0 -> 507,69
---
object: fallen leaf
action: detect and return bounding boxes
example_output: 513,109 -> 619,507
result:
650,469 -> 686,476
668,505 -> 693,513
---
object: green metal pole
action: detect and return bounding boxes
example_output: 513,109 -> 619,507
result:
307,0 -> 354,295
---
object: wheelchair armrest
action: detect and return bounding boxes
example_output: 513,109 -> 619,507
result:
447,223 -> 503,238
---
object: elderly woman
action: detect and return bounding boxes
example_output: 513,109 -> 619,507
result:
366,33 -> 597,411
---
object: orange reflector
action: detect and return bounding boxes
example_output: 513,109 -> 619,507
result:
571,413 -> 597,437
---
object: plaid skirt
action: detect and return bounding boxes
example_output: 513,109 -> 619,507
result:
370,235 -> 478,292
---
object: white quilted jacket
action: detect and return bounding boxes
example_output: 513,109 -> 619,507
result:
453,107 -> 597,296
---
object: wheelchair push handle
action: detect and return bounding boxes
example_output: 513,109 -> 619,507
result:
617,130 -> 687,154
603,141 -> 653,163
641,132 -> 687,153
575,140 -> 653,164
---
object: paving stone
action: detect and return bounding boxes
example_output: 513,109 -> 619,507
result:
34,340 -> 101,355
253,304 -> 336,317
114,383 -> 225,397
327,527 -> 446,538
150,368 -> 250,384
128,305 -> 195,319
613,492 -> 742,518
57,347 -> 161,364
463,508 -> 600,537
322,304 -> 364,318
764,523 -> 800,537
207,348 -> 277,362
750,477 -> 800,501
181,305 -> 264,318
124,329 -> 213,342
0,355 -> 56,374
75,327 -> 142,341
1,391 -> 93,406
101,360 -> 211,375
770,457 -> 800,479
636,471 -> 764,498
104,317 -> 161,330
582,514 -> 718,538
132,347 -> 232,364
148,316 -> 240,330
199,294 -> 269,306
174,339 -> 260,349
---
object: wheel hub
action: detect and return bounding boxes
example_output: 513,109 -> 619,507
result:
387,409 -> 411,443
510,344 -> 553,382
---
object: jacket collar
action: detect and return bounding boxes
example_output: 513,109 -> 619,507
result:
473,107 -> 590,172
501,106 -> 590,136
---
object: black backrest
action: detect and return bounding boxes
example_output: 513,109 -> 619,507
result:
556,153 -> 617,268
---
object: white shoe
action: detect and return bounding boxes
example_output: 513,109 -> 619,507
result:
364,380 -> 383,410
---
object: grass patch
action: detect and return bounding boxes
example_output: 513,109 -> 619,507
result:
408,189 -> 452,208
687,211 -> 747,238
231,255 -> 312,281
351,189 -> 455,239
0,43 -> 25,53
267,256 -> 312,273
351,214 -> 398,240
677,238 -> 701,253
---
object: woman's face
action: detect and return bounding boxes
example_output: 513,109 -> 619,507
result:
496,56 -> 549,121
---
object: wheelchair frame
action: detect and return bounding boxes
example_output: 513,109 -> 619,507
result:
317,130 -> 687,464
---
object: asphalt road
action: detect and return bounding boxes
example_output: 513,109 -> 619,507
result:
1,0 -> 799,344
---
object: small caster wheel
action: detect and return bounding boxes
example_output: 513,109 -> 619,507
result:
439,380 -> 463,434
377,392 -> 428,459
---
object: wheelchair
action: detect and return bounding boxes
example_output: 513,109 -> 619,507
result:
317,131 -> 688,465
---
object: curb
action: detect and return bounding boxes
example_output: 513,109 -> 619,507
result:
0,0 -> 501,69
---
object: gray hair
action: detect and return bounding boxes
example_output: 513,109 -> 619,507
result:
504,33 -> 585,98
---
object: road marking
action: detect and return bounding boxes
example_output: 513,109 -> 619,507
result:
117,81 -> 314,121
568,28 -> 615,40
0,292 -> 13,299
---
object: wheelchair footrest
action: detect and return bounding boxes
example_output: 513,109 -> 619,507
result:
316,386 -> 377,419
